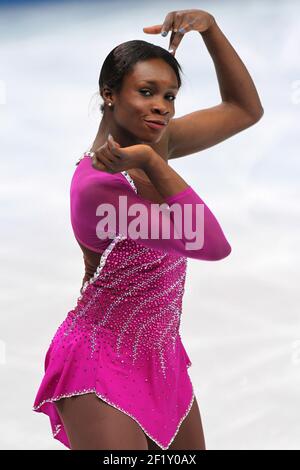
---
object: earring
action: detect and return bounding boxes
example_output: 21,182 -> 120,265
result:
108,102 -> 112,107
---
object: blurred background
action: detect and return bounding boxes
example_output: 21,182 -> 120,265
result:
0,0 -> 299,450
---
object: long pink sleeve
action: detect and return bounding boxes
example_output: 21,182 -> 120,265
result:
70,158 -> 232,261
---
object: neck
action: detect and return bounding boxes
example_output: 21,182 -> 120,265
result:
89,112 -> 142,152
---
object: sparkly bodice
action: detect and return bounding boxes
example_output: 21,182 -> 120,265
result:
55,236 -> 187,379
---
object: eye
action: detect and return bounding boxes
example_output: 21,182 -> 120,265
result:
139,89 -> 176,101
140,89 -> 151,97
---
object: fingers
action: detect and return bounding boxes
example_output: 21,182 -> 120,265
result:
168,30 -> 185,55
107,134 -> 120,153
158,12 -> 187,55
107,134 -> 123,159
160,11 -> 174,36
142,24 -> 163,34
92,135 -> 122,173
167,16 -> 193,55
91,154 -> 108,172
92,142 -> 113,172
176,20 -> 194,35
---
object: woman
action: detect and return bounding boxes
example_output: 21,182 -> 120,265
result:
32,9 -> 263,450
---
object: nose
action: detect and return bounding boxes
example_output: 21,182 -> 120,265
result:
151,104 -> 169,117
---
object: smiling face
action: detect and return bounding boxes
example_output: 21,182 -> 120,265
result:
109,58 -> 179,144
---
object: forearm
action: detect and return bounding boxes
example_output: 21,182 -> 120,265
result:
142,150 -> 231,261
201,18 -> 264,119
143,151 -> 189,199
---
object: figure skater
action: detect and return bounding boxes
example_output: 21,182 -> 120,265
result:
32,8 -> 263,450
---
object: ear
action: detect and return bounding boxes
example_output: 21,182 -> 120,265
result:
101,86 -> 114,103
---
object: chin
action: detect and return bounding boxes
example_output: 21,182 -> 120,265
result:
145,130 -> 165,142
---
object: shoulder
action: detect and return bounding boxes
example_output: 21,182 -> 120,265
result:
73,166 -> 138,204
72,160 -> 121,197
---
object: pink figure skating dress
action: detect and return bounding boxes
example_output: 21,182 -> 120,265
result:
32,152 -> 231,449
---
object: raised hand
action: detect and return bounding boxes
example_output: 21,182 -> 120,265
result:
143,9 -> 215,56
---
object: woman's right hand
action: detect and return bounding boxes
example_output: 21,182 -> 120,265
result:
91,134 -> 153,174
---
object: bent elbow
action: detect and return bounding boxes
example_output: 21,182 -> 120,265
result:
217,241 -> 232,260
249,107 -> 264,123
206,241 -> 232,261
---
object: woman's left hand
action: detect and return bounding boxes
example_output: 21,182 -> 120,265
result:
143,9 -> 216,56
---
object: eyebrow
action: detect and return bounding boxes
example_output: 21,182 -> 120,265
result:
138,80 -> 178,90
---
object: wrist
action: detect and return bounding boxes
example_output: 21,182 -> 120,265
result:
142,148 -> 165,173
200,14 -> 217,36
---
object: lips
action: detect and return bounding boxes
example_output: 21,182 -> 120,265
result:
144,120 -> 166,131
145,119 -> 167,125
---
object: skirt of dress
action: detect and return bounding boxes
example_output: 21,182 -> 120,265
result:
32,314 -> 194,450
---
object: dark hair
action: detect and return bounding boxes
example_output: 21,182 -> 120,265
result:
98,40 -> 184,114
